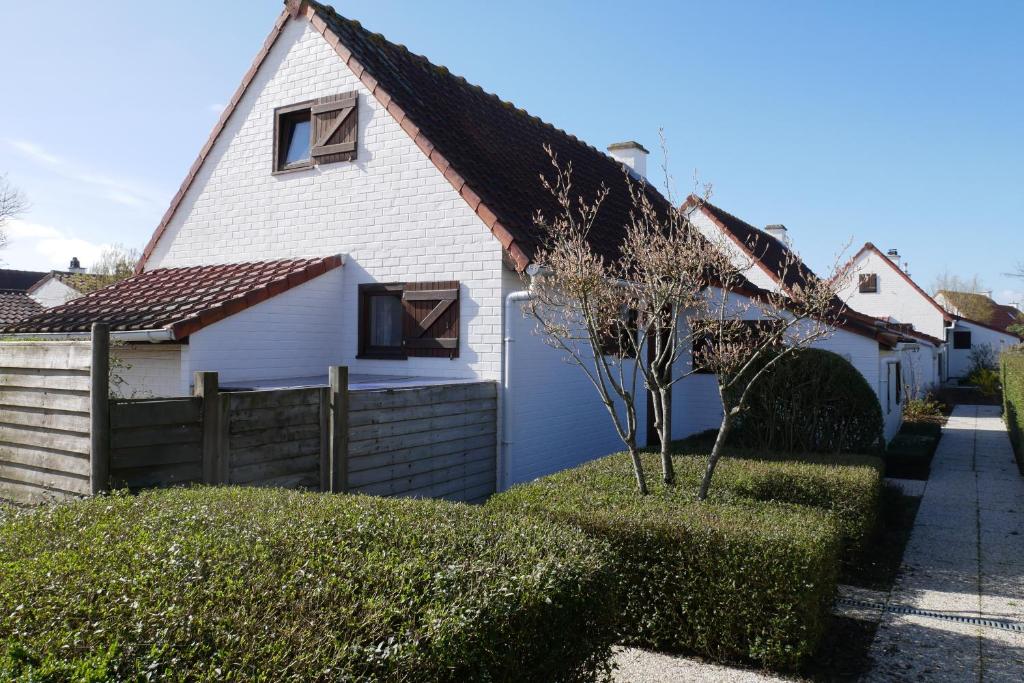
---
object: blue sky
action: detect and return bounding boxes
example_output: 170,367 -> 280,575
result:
1,1 -> 1021,302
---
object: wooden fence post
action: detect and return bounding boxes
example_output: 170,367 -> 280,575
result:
89,323 -> 110,495
194,371 -> 221,484
329,366 -> 349,493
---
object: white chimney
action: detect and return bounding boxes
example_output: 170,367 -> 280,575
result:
887,248 -> 910,275
607,141 -> 649,180
67,257 -> 86,275
764,224 -> 790,246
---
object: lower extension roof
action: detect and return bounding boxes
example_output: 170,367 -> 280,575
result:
4,256 -> 343,340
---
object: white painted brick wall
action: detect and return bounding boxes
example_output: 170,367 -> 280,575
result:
688,209 -> 782,292
146,18 -> 504,380
836,250 -> 948,339
113,345 -> 185,398
946,320 -> 1019,378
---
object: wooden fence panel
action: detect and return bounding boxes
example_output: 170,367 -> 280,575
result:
346,382 -> 497,502
0,343 -> 92,504
108,398 -> 203,490
226,388 -> 321,489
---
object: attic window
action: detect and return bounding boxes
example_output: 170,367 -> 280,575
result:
274,102 -> 313,173
273,93 -> 359,174
859,273 -> 879,293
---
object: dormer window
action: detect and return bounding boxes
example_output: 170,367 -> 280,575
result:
273,92 -> 359,174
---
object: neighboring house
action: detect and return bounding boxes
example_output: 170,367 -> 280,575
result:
684,198 -> 939,440
836,243 -> 1020,380
27,258 -> 109,308
934,290 -> 1024,336
1,0 -> 915,483
0,268 -> 48,325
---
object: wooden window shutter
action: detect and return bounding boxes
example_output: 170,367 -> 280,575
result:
859,273 -> 878,293
311,92 -> 358,164
401,281 -> 460,358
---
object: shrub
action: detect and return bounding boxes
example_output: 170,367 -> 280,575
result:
902,394 -> 946,423
489,452 -> 844,670
0,488 -> 618,682
729,349 -> 884,454
884,424 -> 942,480
1003,349 -> 1024,472
968,367 -> 1001,397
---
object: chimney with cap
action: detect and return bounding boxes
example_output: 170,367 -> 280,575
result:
764,224 -> 790,246
887,248 -> 910,275
607,141 -> 649,180
67,257 -> 86,275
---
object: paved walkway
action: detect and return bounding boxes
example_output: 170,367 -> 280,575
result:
867,405 -> 1024,681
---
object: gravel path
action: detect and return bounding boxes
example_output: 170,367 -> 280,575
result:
866,404 -> 1024,681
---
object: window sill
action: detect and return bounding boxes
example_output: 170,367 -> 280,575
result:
356,353 -> 408,361
272,161 -> 314,176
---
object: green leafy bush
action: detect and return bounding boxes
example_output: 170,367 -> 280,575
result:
968,367 -> 1001,397
728,349 -> 884,454
1003,349 -> 1024,472
884,423 -> 942,480
489,452 -> 844,670
0,488 -> 618,682
902,394 -> 946,423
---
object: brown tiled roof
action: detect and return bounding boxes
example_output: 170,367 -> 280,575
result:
137,0 -> 671,273
5,256 -> 343,338
0,268 -> 48,293
936,290 -> 1023,337
0,293 -> 44,325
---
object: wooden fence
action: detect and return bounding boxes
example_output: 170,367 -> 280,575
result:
0,326 -> 497,505
0,329 -> 108,505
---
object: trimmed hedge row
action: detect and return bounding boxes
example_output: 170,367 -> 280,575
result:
1003,349 -> 1024,472
489,452 -> 846,670
885,422 -> 942,480
0,488 -> 618,682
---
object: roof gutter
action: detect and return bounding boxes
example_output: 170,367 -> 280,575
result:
2,329 -> 176,342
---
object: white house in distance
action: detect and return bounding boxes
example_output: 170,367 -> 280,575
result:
5,0 -> 913,487
0,260 -> 103,326
836,243 -> 1021,381
684,198 -> 940,440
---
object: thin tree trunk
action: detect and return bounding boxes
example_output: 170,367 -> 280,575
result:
659,389 -> 675,485
627,440 -> 649,495
698,410 -> 734,501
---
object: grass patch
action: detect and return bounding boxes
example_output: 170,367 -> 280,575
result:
0,487 -> 618,682
489,451 -> 845,671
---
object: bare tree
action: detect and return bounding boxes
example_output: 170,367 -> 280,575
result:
0,174 -> 29,251
90,244 -> 140,281
693,249 -> 847,501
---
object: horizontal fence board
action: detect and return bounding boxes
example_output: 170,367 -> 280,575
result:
0,461 -> 89,495
0,443 -> 90,477
228,388 -> 320,411
110,462 -> 203,490
0,388 -> 90,413
401,469 -> 496,501
348,397 -> 492,428
0,423 -> 90,455
110,442 -> 203,470
0,478 -> 79,505
110,399 -> 201,429
111,423 -> 202,450
347,433 -> 497,473
0,406 -> 89,433
349,420 -> 495,458
353,463 -> 494,499
230,423 -> 321,450
230,438 -> 321,468
230,453 -> 319,486
0,344 -> 91,371
251,472 -> 320,490
349,382 -> 496,412
229,405 -> 320,434
0,368 -> 91,391
349,408 -> 495,443
347,446 -> 494,487
461,482 -> 496,504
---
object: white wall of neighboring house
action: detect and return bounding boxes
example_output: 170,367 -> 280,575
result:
946,320 -> 1019,379
880,350 -> 904,441
687,209 -> 781,292
28,278 -> 79,308
837,249 -> 948,340
898,341 -> 940,398
145,17 -> 504,381
112,345 -> 186,399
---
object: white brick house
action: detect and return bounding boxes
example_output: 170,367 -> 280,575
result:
5,0 -> 911,485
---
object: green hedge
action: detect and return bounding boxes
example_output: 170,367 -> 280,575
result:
729,349 -> 885,454
0,488 -> 618,682
885,423 -> 942,480
489,452 -> 844,670
1003,349 -> 1024,472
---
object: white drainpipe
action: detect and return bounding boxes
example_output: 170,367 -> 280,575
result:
500,289 -> 534,492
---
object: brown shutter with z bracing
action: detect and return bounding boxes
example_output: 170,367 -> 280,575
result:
402,282 -> 460,358
311,92 -> 358,164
